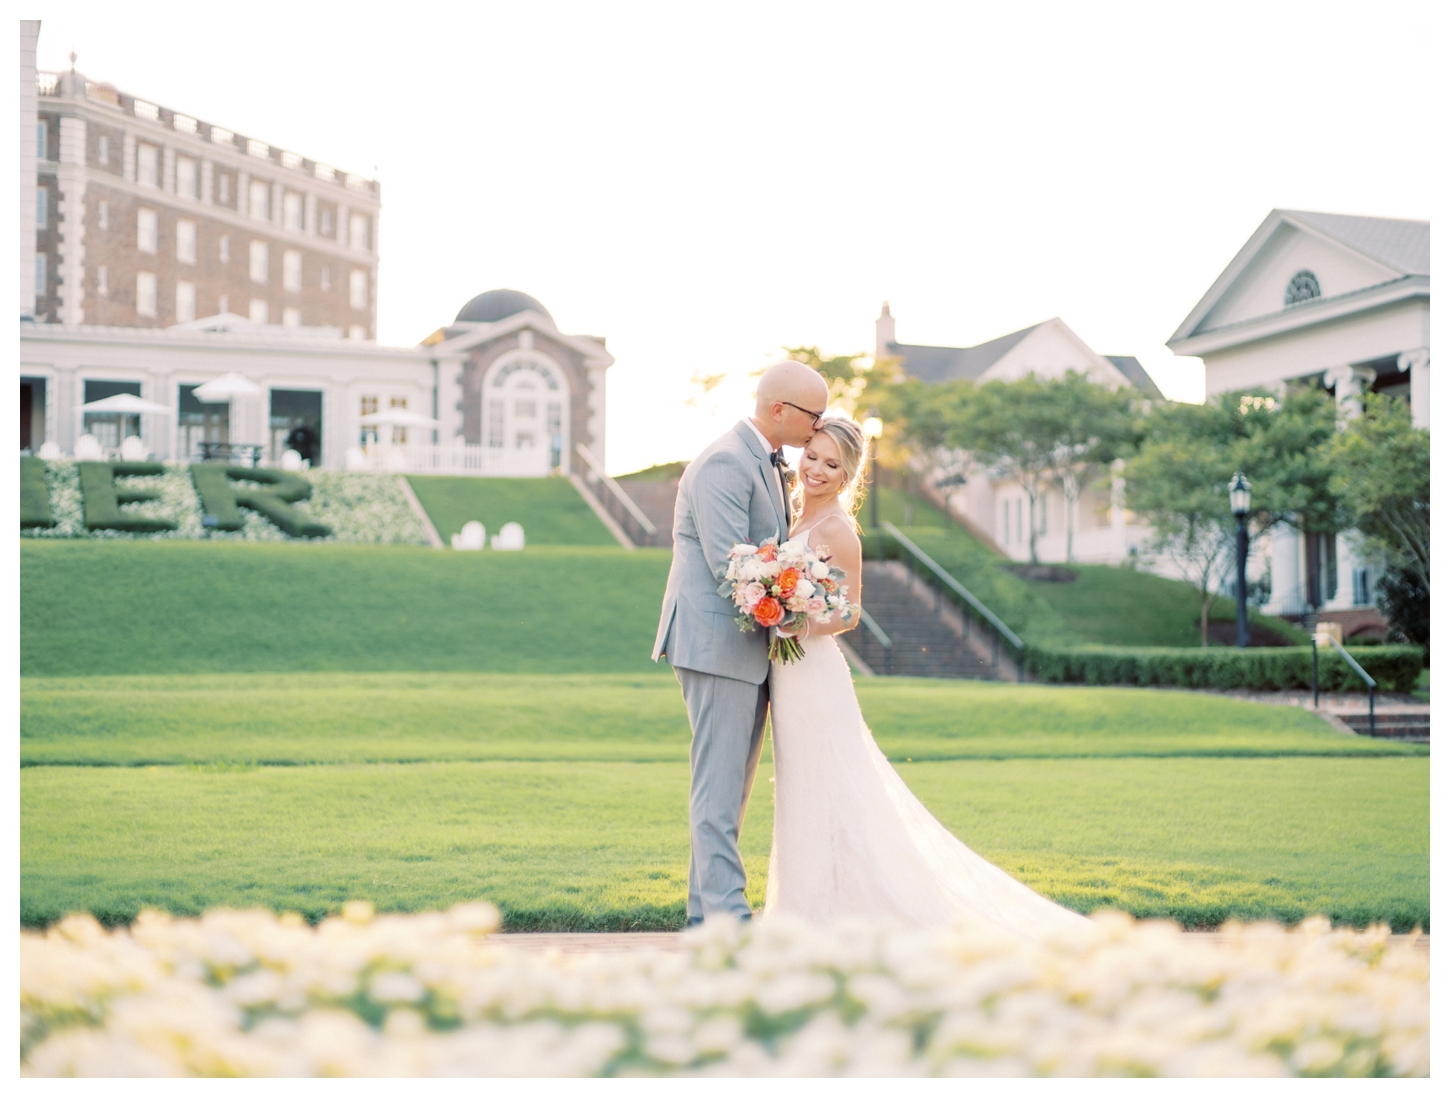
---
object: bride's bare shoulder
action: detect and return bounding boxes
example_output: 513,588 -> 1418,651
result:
808,511 -> 861,557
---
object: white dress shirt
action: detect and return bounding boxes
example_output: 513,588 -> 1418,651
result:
744,418 -> 787,515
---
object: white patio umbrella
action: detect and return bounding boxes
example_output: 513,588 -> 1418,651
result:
191,372 -> 261,402
77,393 -> 172,458
359,408 -> 440,429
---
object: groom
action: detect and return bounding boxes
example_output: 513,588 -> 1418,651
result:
653,359 -> 830,925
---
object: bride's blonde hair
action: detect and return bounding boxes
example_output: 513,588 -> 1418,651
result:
793,416 -> 867,523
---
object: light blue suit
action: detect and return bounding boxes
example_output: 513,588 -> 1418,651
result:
654,420 -> 790,920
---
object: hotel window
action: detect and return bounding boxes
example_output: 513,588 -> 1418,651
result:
219,234 -> 230,263
360,395 -> 378,443
218,293 -> 229,314
249,178 -> 270,221
176,156 -> 197,199
137,208 -> 158,254
37,121 -> 46,159
98,134 -> 109,165
283,250 -> 302,291
250,240 -> 269,283
389,396 -> 408,443
349,269 -> 368,310
488,400 -> 504,448
250,298 -> 269,324
283,192 -> 302,232
177,219 -> 197,264
320,208 -> 333,236
137,272 -> 158,317
36,187 -> 46,228
97,265 -> 108,296
218,174 -> 231,203
320,265 -> 331,291
98,199 -> 109,230
349,325 -> 366,341
137,143 -> 159,187
282,307 -> 301,328
35,254 -> 46,295
349,213 -> 369,251
176,281 -> 196,323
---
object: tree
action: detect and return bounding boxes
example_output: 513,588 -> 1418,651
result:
781,346 -> 899,418
1328,393 -> 1429,655
1124,386 -> 1339,645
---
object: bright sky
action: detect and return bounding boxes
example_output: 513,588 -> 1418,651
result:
34,1 -> 1435,474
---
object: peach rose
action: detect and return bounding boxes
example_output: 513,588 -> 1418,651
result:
741,581 -> 767,609
753,596 -> 784,627
758,542 -> 777,563
776,567 -> 801,599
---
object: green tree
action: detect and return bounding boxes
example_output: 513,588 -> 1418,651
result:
1328,394 -> 1429,651
782,345 -> 900,419
1124,386 -> 1339,645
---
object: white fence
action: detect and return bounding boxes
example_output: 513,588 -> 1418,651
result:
350,442 -> 552,477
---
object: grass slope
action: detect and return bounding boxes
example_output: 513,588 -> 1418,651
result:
21,674 -> 1424,768
21,540 -> 672,677
871,487 -> 1308,648
21,673 -> 1428,929
405,476 -> 616,546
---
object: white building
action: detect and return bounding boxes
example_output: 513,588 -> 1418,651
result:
1168,208 -> 1429,634
876,304 -> 1162,565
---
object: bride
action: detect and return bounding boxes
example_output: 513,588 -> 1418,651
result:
763,417 -> 1089,939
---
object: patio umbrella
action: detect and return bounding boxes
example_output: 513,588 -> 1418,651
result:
79,393 -> 172,415
192,372 -> 261,402
359,408 -> 440,428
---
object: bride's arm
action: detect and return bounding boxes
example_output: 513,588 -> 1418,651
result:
791,515 -> 863,639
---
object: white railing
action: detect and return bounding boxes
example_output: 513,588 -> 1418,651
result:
575,443 -> 657,536
353,442 -> 553,477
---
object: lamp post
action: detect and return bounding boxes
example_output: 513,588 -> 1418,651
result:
1229,472 -> 1252,649
862,414 -> 884,528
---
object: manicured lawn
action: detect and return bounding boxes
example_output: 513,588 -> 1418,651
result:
20,672 -> 1428,930
20,674 -> 1425,768
405,475 -> 617,546
21,540 -> 673,677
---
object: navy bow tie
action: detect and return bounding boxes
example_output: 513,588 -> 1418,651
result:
770,450 -> 785,467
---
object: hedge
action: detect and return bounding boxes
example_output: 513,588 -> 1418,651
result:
21,457 -> 54,528
188,464 -> 331,539
77,462 -> 177,533
1025,644 -> 1424,694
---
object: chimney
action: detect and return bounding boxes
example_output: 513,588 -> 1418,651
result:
875,301 -> 896,360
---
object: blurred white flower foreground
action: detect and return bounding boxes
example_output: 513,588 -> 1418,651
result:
22,901 -> 1427,1077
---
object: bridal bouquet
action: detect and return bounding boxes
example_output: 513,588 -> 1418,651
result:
717,536 -> 856,663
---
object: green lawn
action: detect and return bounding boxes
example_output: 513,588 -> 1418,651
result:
405,476 -> 617,546
21,540 -> 672,677
20,672 -> 1427,930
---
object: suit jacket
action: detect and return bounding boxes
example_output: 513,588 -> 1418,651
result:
652,421 -> 790,684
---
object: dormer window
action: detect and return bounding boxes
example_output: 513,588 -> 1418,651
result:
1284,269 -> 1321,306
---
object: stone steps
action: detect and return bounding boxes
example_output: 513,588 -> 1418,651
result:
1340,710 -> 1430,741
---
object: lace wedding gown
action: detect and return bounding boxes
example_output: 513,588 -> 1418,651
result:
764,633 -> 1090,939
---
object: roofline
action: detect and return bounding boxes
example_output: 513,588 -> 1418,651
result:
887,319 -> 1046,357
1168,208 -> 1412,344
21,320 -> 433,361
432,310 -> 615,367
1167,275 -> 1429,357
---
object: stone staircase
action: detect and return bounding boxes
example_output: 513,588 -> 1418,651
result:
841,560 -> 1009,680
616,480 -> 679,548
1339,708 -> 1430,742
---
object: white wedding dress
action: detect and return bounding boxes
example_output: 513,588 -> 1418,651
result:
764,631 -> 1090,939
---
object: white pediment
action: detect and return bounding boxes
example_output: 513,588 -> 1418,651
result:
979,318 -> 1128,387
1196,222 -> 1400,335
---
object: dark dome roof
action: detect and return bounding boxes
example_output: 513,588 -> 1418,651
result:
455,289 -> 553,326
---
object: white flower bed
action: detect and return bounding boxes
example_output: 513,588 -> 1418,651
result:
21,902 -> 1428,1077
20,462 -> 428,546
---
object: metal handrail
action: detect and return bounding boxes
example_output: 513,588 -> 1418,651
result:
854,607 -> 893,675
859,608 -> 892,650
880,522 -> 1026,680
574,443 -> 657,536
1325,633 -> 1377,736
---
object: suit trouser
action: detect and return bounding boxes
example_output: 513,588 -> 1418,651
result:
674,666 -> 770,920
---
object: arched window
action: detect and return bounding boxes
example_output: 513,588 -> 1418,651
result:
483,353 -> 569,475
1284,270 -> 1321,306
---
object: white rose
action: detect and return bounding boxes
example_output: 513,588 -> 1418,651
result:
793,579 -> 815,600
810,561 -> 830,579
732,543 -> 757,558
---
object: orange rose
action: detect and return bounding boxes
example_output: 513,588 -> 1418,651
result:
753,596 -> 784,627
776,567 -> 801,599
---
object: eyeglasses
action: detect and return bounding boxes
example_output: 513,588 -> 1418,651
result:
780,401 -> 826,426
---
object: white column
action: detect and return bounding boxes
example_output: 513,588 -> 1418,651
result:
587,364 -> 608,470
1323,363 -> 1377,420
1266,522 -> 1303,615
57,116 -> 88,325
1397,349 -> 1429,429
19,20 -> 39,321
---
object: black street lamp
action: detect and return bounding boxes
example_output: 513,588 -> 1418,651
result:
1229,472 -> 1252,648
863,413 -> 884,528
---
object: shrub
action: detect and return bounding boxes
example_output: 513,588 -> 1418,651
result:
77,463 -> 177,533
21,457 -> 54,528
188,465 -> 331,539
1026,644 -> 1424,694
